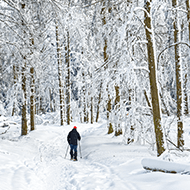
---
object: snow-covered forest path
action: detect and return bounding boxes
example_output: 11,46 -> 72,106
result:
1,119 -> 190,190
36,122 -> 151,190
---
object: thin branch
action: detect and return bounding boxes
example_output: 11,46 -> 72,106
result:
157,42 -> 190,64
0,126 -> 10,135
167,139 -> 183,152
0,19 -> 29,47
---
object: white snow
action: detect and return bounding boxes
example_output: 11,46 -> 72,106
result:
141,157 -> 190,173
0,115 -> 190,190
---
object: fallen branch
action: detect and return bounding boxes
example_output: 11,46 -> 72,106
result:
0,126 -> 10,135
167,139 -> 183,152
142,158 -> 190,174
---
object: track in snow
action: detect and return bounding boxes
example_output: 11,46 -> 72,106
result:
36,124 -> 141,190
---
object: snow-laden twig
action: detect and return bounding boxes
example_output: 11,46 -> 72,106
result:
134,7 -> 151,18
157,42 -> 190,64
0,126 -> 10,135
166,139 -> 183,152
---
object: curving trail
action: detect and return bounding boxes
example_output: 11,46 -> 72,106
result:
1,117 -> 190,190
36,123 -> 147,190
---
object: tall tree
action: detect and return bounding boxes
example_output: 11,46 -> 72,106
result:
65,30 -> 71,125
114,85 -> 122,136
95,0 -> 108,123
30,67 -> 35,131
55,19 -> 65,126
184,0 -> 190,115
21,61 -> 28,135
144,0 -> 165,156
172,0 -> 184,149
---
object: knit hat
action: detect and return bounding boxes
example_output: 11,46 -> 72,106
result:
73,126 -> 77,129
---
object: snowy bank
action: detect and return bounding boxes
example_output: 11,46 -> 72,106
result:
142,157 -> 190,173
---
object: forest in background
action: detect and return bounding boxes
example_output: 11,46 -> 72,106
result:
0,0 -> 190,157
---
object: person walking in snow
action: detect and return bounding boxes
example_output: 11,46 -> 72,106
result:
67,126 -> 81,161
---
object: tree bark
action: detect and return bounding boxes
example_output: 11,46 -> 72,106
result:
107,92 -> 113,134
184,0 -> 190,115
21,61 -> 28,136
186,0 -> 190,41
90,96 -> 94,124
95,82 -> 102,123
144,0 -> 165,156
127,89 -> 134,143
172,0 -> 184,149
30,67 -> 35,131
49,88 -> 53,112
114,85 -> 122,136
65,30 -> 71,125
12,64 -> 17,116
55,20 -> 64,126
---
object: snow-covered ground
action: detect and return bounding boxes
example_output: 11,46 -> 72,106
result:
0,115 -> 190,190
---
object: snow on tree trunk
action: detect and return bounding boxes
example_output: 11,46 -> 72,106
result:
21,61 -> 28,136
127,89 -> 134,144
95,2 -> 108,124
65,30 -> 71,125
12,64 -> 18,116
82,72 -> 88,123
90,96 -> 94,124
30,36 -> 35,131
172,0 -> 184,149
144,0 -> 165,156
95,81 -> 102,123
114,85 -> 122,136
107,90 -> 113,134
184,0 -> 190,115
55,20 -> 65,126
186,0 -> 190,41
30,67 -> 35,131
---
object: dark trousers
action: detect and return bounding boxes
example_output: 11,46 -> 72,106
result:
70,144 -> 77,159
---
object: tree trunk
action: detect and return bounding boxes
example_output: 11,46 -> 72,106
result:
21,61 -> 28,136
144,0 -> 165,156
39,97 -> 43,114
186,0 -> 190,41
55,20 -> 64,126
127,89 -> 134,143
101,2 -> 114,131
184,74 -> 188,115
184,0 -> 190,115
159,92 -> 170,116
12,64 -> 17,116
95,1 -> 109,123
172,0 -> 184,149
30,67 -> 35,131
49,88 -> 53,112
90,96 -> 94,124
81,72 -> 88,123
114,85 -> 122,136
65,30 -> 71,125
107,93 -> 113,134
95,82 -> 102,123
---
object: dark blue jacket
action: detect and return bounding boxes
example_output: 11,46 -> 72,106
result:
67,129 -> 81,145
